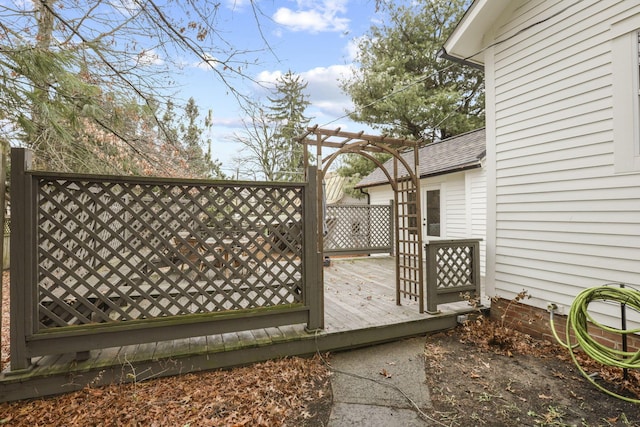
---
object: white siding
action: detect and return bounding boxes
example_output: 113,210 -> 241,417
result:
363,167 -> 487,280
484,0 -> 640,326
444,176 -> 467,238
367,185 -> 393,206
468,168 -> 487,276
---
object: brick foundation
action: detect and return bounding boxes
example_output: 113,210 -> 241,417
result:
489,297 -> 640,353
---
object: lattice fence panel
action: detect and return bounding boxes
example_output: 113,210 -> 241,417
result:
425,239 -> 481,313
324,204 -> 391,254
433,246 -> 475,289
36,178 -> 305,330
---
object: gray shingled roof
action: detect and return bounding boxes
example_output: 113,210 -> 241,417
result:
355,128 -> 486,188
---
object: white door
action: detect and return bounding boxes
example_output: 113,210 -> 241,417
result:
423,186 -> 441,240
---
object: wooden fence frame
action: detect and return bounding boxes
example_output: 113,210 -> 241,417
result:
10,148 -> 323,371
424,239 -> 482,314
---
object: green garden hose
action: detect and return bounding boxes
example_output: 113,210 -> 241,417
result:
549,285 -> 640,404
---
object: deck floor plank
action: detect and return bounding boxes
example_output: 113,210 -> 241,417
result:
249,328 -> 274,347
189,335 -> 209,356
206,332 -> 225,353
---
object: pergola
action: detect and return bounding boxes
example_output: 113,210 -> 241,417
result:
297,126 -> 426,312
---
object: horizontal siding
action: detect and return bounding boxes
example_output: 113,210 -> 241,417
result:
495,171 -> 639,195
444,177 -> 466,239
496,129 -> 612,162
469,169 -> 487,277
488,0 -> 640,327
493,1 -> 625,82
365,170 -> 488,280
497,236 -> 640,261
367,185 -> 392,205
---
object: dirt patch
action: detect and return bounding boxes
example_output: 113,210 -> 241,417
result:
424,318 -> 640,426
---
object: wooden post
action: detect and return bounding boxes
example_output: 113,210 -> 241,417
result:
388,199 -> 395,256
316,132 -> 323,253
424,242 -> 438,314
393,157 -> 400,306
304,167 -> 323,330
413,146 -> 424,314
0,142 -> 5,366
10,148 -> 35,371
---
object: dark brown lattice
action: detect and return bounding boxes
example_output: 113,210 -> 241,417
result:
434,246 -> 474,289
37,178 -> 305,330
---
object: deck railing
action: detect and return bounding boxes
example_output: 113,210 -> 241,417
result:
424,239 -> 482,314
10,148 -> 322,371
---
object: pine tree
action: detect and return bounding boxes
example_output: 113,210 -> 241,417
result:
342,0 -> 484,142
180,98 -> 223,178
267,71 -> 312,181
0,0 -> 266,174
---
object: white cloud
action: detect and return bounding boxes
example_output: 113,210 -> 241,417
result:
136,49 -> 163,66
302,64 -> 352,110
194,53 -> 219,70
255,70 -> 283,85
253,64 -> 360,127
113,0 -> 141,18
212,116 -> 244,128
224,0 -> 252,10
344,36 -> 364,62
273,0 -> 350,33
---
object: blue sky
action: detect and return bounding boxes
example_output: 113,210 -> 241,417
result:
168,0 -> 384,176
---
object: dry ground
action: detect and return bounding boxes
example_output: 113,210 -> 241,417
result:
423,317 -> 640,426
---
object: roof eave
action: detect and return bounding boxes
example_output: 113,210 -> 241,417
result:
355,162 -> 483,190
437,47 -> 483,70
441,0 -> 511,65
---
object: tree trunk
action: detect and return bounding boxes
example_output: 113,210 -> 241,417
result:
31,0 -> 56,160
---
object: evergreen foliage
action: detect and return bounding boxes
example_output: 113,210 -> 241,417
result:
268,71 -> 312,181
342,0 -> 484,142
0,0 -> 256,176
233,71 -> 312,181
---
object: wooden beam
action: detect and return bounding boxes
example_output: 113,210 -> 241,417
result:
302,126 -> 420,147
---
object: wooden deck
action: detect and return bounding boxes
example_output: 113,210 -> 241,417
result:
1,256 -> 477,402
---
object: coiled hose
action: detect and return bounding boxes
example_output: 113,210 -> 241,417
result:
549,285 -> 640,403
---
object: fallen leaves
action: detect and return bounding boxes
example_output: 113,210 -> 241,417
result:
1,272 -> 9,372
0,356 -> 332,426
379,368 -> 392,378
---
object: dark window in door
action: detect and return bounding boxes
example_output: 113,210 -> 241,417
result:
426,189 -> 440,236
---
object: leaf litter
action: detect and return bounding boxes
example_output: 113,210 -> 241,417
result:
0,356 -> 332,426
